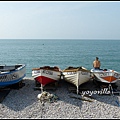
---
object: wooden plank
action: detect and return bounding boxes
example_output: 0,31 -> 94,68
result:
34,82 -> 58,91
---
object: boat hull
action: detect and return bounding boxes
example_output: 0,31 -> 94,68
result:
0,64 -> 26,87
62,66 -> 91,93
32,67 -> 61,87
63,70 -> 90,87
91,69 -> 120,83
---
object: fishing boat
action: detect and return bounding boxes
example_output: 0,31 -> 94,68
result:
0,64 -> 26,87
91,68 -> 120,83
62,66 -> 91,94
91,68 -> 120,94
32,66 -> 62,91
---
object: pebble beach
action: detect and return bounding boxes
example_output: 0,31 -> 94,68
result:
0,77 -> 120,119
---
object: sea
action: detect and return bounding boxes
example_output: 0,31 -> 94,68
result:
0,39 -> 120,77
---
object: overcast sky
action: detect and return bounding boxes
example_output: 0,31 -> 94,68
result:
0,1 -> 120,39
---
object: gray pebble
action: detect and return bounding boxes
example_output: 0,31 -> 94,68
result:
0,77 -> 120,118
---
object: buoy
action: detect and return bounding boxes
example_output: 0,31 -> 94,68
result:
37,93 -> 42,99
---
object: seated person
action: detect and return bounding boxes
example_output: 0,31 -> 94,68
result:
93,57 -> 101,69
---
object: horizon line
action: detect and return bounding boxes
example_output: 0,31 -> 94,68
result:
0,38 -> 120,40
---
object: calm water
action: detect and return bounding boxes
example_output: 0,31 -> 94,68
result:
0,39 -> 120,77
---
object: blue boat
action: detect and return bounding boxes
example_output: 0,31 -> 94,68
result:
0,64 -> 26,87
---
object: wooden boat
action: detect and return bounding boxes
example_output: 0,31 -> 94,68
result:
0,64 -> 26,87
62,66 -> 91,94
91,68 -> 120,83
32,66 -> 62,91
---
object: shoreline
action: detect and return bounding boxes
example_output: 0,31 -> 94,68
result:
0,77 -> 120,118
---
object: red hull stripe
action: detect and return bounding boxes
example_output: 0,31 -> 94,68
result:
35,76 -> 56,86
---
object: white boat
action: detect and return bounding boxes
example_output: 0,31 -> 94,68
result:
91,68 -> 120,83
32,66 -> 62,91
0,64 -> 26,87
62,66 -> 91,94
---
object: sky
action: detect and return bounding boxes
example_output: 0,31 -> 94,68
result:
0,1 -> 120,39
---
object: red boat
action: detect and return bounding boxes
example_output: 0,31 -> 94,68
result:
32,66 -> 62,91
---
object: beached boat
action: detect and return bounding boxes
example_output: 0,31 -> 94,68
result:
91,68 -> 120,83
32,66 -> 62,91
0,64 -> 26,87
62,66 -> 91,94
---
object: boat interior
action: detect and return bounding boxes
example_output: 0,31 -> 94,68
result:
32,66 -> 60,72
0,65 -> 22,72
63,66 -> 90,72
